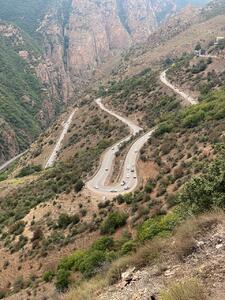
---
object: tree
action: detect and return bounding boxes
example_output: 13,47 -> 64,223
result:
195,43 -> 201,51
74,179 -> 84,193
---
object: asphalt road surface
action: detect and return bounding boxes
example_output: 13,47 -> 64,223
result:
45,109 -> 76,168
0,152 -> 26,172
86,98 -> 154,195
160,70 -> 198,105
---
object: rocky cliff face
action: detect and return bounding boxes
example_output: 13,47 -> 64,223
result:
40,0 -> 158,83
41,0 -> 209,83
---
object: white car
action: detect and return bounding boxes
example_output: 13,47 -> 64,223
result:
124,186 -> 130,191
135,149 -> 138,153
126,174 -> 130,178
95,185 -> 99,189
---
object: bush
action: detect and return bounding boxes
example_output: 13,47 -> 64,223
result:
100,211 -> 128,234
137,212 -> 181,241
16,165 -> 42,177
79,250 -> 106,278
13,276 -> 24,293
9,221 -> 25,235
154,122 -> 173,136
58,248 -> 107,279
121,241 -> 135,255
43,270 -> 54,282
178,156 -> 225,213
58,250 -> 86,271
91,237 -> 114,251
74,179 -> 84,193
191,60 -> 207,74
182,110 -> 205,128
144,180 -> 155,193
56,269 -> 70,292
57,213 -> 80,229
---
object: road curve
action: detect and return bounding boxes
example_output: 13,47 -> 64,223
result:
45,109 -> 76,169
0,68 -> 198,192
86,98 -> 154,196
160,70 -> 198,105
87,70 -> 199,196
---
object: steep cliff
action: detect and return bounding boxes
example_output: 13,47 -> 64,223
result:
45,0 -> 209,81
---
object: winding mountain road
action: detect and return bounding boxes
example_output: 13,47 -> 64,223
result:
0,69 -> 198,194
87,70 -> 198,196
160,70 -> 198,105
45,109 -> 77,169
86,98 -> 154,195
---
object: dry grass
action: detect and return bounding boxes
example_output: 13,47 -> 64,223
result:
160,278 -> 207,300
63,276 -> 107,300
173,210 -> 225,260
107,238 -> 166,285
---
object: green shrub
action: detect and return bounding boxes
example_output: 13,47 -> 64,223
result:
154,121 -> 173,136
137,212 -> 181,241
9,221 -> 25,235
100,211 -> 128,234
74,179 -> 84,193
182,110 -> 205,128
91,237 -> 114,251
145,180 -> 155,193
56,269 -> 70,292
57,213 -> 80,229
79,250 -> 106,278
121,241 -> 135,255
58,248 -> 107,279
58,250 -> 86,271
178,156 -> 225,213
191,60 -> 207,74
16,165 -> 42,177
43,270 -> 54,282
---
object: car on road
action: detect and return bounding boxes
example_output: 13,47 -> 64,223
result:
131,168 -> 135,172
105,168 -> 109,171
124,186 -> 130,190
135,149 -> 138,153
126,174 -> 130,178
133,175 -> 137,179
121,181 -> 126,186
95,185 -> 99,189
110,189 -> 117,193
